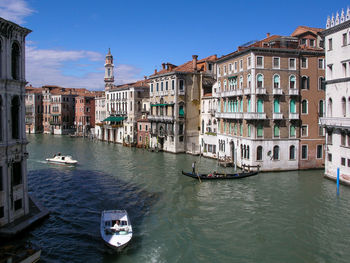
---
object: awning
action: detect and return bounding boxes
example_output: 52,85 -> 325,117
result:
102,116 -> 126,122
151,103 -> 174,107
228,76 -> 237,80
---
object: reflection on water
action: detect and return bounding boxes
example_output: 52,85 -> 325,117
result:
19,134 -> 350,263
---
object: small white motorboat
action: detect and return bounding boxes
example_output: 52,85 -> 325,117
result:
100,210 -> 133,251
46,154 -> 78,165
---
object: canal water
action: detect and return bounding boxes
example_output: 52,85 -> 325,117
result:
21,134 -> 350,262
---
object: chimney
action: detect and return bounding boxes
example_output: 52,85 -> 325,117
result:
162,63 -> 166,70
154,69 -> 157,74
192,55 -> 198,71
266,33 -> 270,38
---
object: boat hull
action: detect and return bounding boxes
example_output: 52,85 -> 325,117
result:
182,170 -> 258,180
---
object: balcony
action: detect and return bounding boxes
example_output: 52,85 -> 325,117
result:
244,88 -> 251,95
319,117 -> 350,128
215,112 -> 243,119
221,90 -> 237,97
289,89 -> 299,96
256,88 -> 267,95
148,115 -> 175,122
289,113 -> 299,119
244,112 -> 267,119
273,88 -> 283,95
273,113 -> 283,119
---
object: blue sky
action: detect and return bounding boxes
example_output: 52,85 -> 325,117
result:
0,0 -> 349,90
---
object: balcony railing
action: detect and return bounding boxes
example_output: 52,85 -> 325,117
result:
244,112 -> 267,119
319,117 -> 350,128
221,90 -> 237,97
148,115 -> 174,122
289,89 -> 299,96
273,88 -> 283,95
289,113 -> 299,119
215,112 -> 243,119
256,88 -> 267,95
244,88 -> 251,95
273,113 -> 283,119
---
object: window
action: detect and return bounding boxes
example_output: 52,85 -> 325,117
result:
327,131 -> 332,145
273,57 -> 280,69
161,82 -> 163,91
156,83 -> 159,92
247,74 -> 251,88
14,199 -> 22,211
273,146 -> 279,160
318,59 -> 324,69
328,153 -> 332,162
229,63 -> 232,72
343,33 -> 347,46
239,59 -> 243,71
218,66 -> 221,76
290,75 -> 296,89
290,99 -> 296,113
328,98 -> 333,117
341,132 -> 346,146
319,126 -> 325,136
328,38 -> 332,50
273,75 -> 280,89
274,99 -> 280,113
234,61 -> 238,72
319,77 -> 325,90
319,100 -> 324,117
289,145 -> 295,160
273,125 -> 280,137
301,38 -> 307,45
257,74 -> 263,88
301,58 -> 308,69
11,96 -> 20,139
139,125 -> 142,131
239,76 -> 243,89
342,97 -> 346,116
316,145 -> 323,159
301,76 -> 309,90
301,100 -> 308,114
256,56 -> 263,68
247,57 -> 251,68
248,124 -> 251,137
257,124 -> 263,137
172,80 -> 175,90
341,157 -> 346,166
289,58 -> 296,70
257,146 -> 263,161
257,99 -> 263,113
11,42 -> 20,80
139,136 -> 142,142
224,65 -> 227,75
301,125 -> 308,137
301,145 -> 308,160
179,105 -> 184,117
179,80 -> 184,92
343,63 -> 347,77
165,81 -> 168,90
309,39 -> 315,47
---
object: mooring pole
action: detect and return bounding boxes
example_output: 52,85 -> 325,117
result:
337,167 -> 340,196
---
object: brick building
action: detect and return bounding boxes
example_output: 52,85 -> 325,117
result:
75,95 -> 95,137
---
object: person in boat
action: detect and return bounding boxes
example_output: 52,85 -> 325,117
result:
112,220 -> 122,232
192,161 -> 196,174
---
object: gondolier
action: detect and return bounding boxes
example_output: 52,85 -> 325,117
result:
192,161 -> 196,174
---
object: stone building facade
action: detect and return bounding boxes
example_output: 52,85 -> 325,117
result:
0,17 -> 31,227
25,86 -> 43,134
320,8 -> 350,183
75,95 -> 95,137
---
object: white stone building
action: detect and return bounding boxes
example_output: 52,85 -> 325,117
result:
94,93 -> 106,139
0,18 -> 31,227
320,8 -> 350,183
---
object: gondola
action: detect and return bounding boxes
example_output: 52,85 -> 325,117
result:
181,170 -> 258,180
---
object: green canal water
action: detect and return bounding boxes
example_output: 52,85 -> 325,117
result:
23,134 -> 350,263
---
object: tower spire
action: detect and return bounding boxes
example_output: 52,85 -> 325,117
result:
104,48 -> 114,90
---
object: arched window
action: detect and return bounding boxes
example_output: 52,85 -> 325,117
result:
243,145 -> 246,159
328,98 -> 333,117
342,97 -> 346,117
247,74 -> 251,88
273,145 -> 279,160
319,100 -> 324,117
274,125 -> 280,137
202,120 -> 204,134
290,99 -> 296,113
11,42 -> 20,80
289,75 -> 296,89
273,75 -> 280,89
239,76 -> 243,89
257,146 -> 263,161
289,145 -> 295,160
247,146 -> 250,160
274,98 -> 280,113
224,80 -> 227,91
257,124 -> 263,137
11,96 -> 20,139
247,98 -> 251,112
301,76 -> 309,90
257,99 -> 263,113
301,100 -> 308,114
257,74 -> 263,88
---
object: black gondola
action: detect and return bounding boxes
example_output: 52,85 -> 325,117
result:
181,170 -> 258,180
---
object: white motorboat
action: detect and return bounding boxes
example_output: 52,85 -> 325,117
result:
100,210 -> 133,251
46,154 -> 78,165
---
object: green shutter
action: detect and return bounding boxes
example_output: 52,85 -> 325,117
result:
248,99 -> 251,112
257,99 -> 263,113
290,99 -> 296,113
274,125 -> 279,137
290,125 -> 295,137
240,124 -> 243,136
257,124 -> 263,137
274,99 -> 279,113
248,125 -> 251,137
179,107 -> 184,116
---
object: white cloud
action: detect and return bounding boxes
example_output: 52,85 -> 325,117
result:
0,0 -> 34,24
26,44 -> 142,91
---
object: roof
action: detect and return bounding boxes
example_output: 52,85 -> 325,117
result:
150,55 -> 217,77
291,26 -> 324,37
109,79 -> 149,91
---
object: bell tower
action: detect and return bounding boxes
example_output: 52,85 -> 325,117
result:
104,48 -> 114,90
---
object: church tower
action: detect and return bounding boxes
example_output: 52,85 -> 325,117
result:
104,48 -> 114,90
